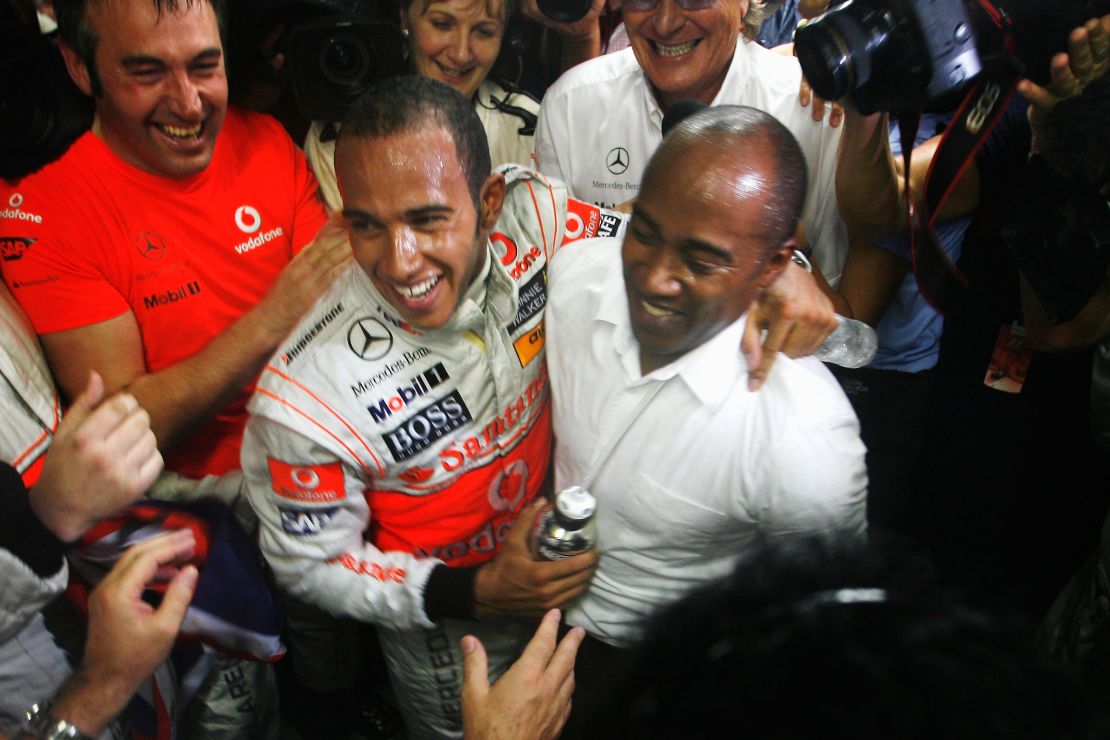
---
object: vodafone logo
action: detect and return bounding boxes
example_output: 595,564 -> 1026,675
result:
292,467 -> 320,489
267,458 -> 346,503
234,205 -> 262,234
565,212 -> 585,240
488,460 -> 528,511
9,193 -> 23,208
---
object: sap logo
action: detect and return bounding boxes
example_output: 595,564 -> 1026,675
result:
0,236 -> 35,261
142,281 -> 201,309
382,389 -> 472,462
279,507 -> 337,535
367,362 -> 450,423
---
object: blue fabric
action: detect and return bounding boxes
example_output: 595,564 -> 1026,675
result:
756,0 -> 800,48
871,218 -> 971,371
868,112 -> 968,372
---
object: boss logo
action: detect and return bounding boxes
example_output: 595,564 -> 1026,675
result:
382,389 -> 472,462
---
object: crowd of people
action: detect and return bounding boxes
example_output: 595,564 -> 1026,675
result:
1,0 -> 1108,737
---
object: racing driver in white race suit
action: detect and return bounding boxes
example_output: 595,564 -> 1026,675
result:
240,77 -> 625,738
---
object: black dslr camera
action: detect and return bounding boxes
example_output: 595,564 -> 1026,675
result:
228,0 -> 406,122
795,0 -> 1110,113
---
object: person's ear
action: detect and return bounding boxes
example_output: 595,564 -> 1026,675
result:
478,173 -> 506,231
757,239 -> 796,290
59,40 -> 95,97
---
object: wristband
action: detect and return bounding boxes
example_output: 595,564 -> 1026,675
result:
790,248 -> 813,274
23,702 -> 95,740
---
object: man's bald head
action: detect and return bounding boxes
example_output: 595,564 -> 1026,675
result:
623,105 -> 808,373
643,105 -> 808,257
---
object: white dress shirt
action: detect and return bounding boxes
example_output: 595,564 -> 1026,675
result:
546,238 -> 868,647
534,42 -> 850,286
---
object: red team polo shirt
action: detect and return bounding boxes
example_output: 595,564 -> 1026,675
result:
0,108 -> 328,477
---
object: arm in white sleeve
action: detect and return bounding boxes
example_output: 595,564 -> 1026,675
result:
749,412 -> 869,542
242,413 -> 452,630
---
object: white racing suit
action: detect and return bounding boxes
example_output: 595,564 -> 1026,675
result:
0,285 -> 70,737
242,165 -> 625,738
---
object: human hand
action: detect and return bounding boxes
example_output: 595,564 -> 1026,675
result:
30,371 -> 163,543
258,216 -> 351,338
55,530 -> 197,735
799,74 -> 844,127
473,500 -> 598,617
461,609 -> 584,740
742,261 -> 838,392
1019,15 -> 1110,138
522,0 -> 605,42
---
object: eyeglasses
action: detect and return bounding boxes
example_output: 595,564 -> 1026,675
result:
621,0 -> 719,12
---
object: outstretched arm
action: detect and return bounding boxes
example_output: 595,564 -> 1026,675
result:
14,531 -> 197,740
40,219 -> 351,456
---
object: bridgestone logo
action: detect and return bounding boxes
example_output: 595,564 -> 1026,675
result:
282,302 -> 345,365
234,226 -> 284,255
0,208 -> 42,224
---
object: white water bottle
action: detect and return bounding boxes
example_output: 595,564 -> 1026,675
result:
814,316 -> 878,369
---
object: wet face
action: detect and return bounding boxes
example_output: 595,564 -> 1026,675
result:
623,0 -> 747,109
622,143 -> 790,373
336,125 -> 503,330
64,0 -> 227,178
403,0 -> 505,100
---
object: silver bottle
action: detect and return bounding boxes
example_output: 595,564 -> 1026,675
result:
530,486 -> 598,561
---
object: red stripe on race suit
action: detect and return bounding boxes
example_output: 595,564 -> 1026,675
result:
366,401 -> 551,568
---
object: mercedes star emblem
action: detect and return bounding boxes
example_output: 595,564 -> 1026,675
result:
134,232 -> 167,261
606,147 -> 629,175
347,318 -> 394,361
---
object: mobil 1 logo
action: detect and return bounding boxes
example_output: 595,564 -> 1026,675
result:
368,362 -> 450,423
382,389 -> 473,462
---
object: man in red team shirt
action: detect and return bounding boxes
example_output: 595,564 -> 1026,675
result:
0,0 -> 349,481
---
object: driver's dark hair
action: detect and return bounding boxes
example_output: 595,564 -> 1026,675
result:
339,75 -> 491,209
54,0 -> 227,97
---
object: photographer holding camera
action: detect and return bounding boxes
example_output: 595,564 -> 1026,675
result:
798,2 -> 1110,617
294,0 -> 607,214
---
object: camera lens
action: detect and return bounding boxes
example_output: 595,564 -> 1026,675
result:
319,33 -> 372,87
536,0 -> 594,23
795,3 -> 876,102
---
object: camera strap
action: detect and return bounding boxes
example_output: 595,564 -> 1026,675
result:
906,0 -> 1023,313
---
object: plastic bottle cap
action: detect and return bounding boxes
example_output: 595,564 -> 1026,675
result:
555,485 -> 596,520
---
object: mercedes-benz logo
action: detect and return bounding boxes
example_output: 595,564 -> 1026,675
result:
134,232 -> 166,261
605,147 -> 629,175
347,318 -> 394,361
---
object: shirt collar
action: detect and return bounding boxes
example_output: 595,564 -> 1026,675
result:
598,280 -> 749,408
636,38 -> 752,124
